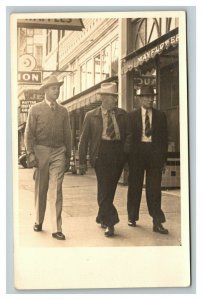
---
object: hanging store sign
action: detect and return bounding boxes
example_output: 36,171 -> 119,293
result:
134,76 -> 156,87
20,89 -> 44,113
122,33 -> 179,74
18,71 -> 42,85
20,100 -> 38,113
23,89 -> 44,100
136,34 -> 178,64
17,18 -> 84,31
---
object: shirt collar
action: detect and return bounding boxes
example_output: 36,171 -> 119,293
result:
45,98 -> 57,108
141,106 -> 152,115
101,106 -> 116,115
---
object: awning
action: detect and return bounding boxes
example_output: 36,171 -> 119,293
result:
65,88 -> 102,112
62,76 -> 118,112
121,28 -> 179,74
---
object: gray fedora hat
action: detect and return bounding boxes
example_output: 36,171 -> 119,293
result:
98,82 -> 118,96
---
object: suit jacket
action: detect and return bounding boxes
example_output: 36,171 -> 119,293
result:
79,106 -> 130,167
127,108 -> 168,167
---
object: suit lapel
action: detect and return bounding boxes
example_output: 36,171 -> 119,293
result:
93,106 -> 103,138
152,108 -> 157,133
137,109 -> 142,134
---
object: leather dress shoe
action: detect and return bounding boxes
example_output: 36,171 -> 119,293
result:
104,226 -> 114,237
128,220 -> 136,227
33,223 -> 42,232
52,232 -> 66,240
153,223 -> 168,234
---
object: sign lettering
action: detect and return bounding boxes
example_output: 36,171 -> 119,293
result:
18,71 -> 42,85
17,18 -> 84,31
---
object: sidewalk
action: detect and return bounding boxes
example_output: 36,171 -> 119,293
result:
17,167 -> 181,247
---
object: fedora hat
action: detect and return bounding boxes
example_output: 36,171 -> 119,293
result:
98,82 -> 118,96
138,85 -> 156,96
40,75 -> 64,91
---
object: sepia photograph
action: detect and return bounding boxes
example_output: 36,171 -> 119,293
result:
10,11 -> 190,289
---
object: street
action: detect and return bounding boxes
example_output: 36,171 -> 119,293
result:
17,167 -> 181,247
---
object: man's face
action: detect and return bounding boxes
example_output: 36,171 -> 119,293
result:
141,95 -> 154,109
45,85 -> 60,102
101,94 -> 117,110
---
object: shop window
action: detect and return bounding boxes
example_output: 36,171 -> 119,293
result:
94,54 -> 101,84
86,59 -> 93,88
101,45 -> 110,81
80,63 -> 86,91
111,39 -> 118,76
133,68 -> 157,110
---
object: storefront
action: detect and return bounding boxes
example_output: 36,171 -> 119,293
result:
121,20 -> 180,188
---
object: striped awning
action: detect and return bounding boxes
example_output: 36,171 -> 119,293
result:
65,88 -> 102,112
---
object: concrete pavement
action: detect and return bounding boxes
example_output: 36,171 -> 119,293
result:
17,167 -> 181,247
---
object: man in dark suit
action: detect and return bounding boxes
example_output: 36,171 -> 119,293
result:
127,85 -> 168,234
79,82 -> 130,237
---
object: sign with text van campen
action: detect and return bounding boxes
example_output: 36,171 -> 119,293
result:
17,19 -> 84,31
18,71 -> 42,85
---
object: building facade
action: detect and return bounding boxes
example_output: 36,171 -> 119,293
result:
17,17 -> 181,187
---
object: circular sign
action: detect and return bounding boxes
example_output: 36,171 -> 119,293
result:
18,54 -> 36,71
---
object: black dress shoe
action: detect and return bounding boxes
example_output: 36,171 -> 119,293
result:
128,220 -> 136,227
104,226 -> 114,237
33,223 -> 42,232
153,223 -> 168,234
52,232 -> 66,240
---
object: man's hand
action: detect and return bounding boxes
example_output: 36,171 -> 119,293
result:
28,153 -> 38,168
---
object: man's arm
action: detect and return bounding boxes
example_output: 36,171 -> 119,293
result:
24,107 -> 38,167
78,112 -> 91,170
63,109 -> 72,158
63,109 -> 72,171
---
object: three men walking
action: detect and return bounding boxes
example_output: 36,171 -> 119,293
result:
24,77 -> 168,239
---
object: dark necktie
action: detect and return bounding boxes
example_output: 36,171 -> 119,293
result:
106,111 -> 116,140
145,110 -> 152,137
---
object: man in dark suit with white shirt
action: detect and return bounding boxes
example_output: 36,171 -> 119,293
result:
127,85 -> 168,234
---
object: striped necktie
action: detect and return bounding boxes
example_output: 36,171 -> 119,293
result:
145,109 -> 152,137
106,110 -> 116,140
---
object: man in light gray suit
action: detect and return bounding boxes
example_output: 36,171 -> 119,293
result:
25,75 -> 72,240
